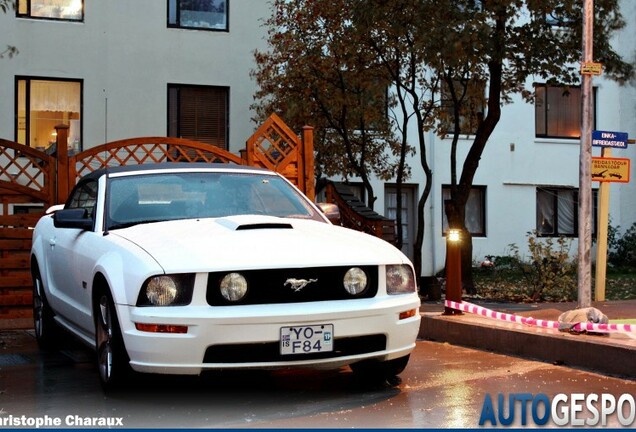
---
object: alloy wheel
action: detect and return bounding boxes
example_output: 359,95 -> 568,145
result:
96,294 -> 114,384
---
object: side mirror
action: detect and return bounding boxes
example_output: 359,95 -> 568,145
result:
53,208 -> 93,230
316,202 -> 340,224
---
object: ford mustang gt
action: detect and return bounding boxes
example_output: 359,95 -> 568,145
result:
30,163 -> 421,389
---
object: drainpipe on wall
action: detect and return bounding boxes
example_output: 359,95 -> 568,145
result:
429,128 -> 437,275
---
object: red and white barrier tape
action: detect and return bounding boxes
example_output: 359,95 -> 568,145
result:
444,300 -> 636,333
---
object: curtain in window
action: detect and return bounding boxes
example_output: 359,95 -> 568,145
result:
536,189 -> 555,235
20,0 -> 83,19
537,188 -> 576,236
442,187 -> 485,235
546,86 -> 580,138
30,80 -> 81,112
556,190 -> 575,235
465,189 -> 484,234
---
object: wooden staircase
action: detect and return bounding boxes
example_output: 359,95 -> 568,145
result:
324,182 -> 396,245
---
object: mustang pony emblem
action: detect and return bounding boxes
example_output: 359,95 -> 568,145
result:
284,278 -> 318,292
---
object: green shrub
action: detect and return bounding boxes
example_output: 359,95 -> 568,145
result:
520,231 -> 576,301
476,231 -> 576,302
608,221 -> 636,269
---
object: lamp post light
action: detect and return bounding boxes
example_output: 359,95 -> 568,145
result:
444,228 -> 463,315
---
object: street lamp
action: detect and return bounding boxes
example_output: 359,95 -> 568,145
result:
444,228 -> 463,315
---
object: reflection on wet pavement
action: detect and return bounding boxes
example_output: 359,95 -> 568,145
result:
1,330 -> 635,428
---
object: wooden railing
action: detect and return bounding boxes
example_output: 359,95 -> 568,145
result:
0,139 -> 56,321
0,113 -> 314,322
324,182 -> 396,244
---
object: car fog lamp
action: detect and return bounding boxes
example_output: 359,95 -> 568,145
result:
386,264 -> 416,295
343,267 -> 368,295
146,276 -> 178,306
220,273 -> 248,302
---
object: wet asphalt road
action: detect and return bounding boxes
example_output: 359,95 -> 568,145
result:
0,330 -> 635,428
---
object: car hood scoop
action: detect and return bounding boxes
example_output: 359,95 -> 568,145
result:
216,215 -> 293,231
111,214 -> 407,274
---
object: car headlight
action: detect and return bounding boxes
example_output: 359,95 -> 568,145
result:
343,267 -> 368,295
386,264 -> 416,295
220,272 -> 248,302
137,274 -> 195,306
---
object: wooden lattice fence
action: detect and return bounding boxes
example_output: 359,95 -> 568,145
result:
0,114 -> 314,323
0,139 -> 56,321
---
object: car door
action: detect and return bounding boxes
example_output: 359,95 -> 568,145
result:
46,179 -> 100,332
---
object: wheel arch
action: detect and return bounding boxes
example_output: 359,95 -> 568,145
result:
30,254 -> 40,277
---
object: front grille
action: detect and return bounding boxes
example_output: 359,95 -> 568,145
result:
206,266 -> 378,306
203,335 -> 387,363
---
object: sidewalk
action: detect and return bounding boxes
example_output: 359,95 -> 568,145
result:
419,298 -> 636,379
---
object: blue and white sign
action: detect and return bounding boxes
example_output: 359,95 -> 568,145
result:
592,130 -> 628,149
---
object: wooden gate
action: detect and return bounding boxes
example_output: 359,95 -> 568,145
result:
0,139 -> 56,322
0,114 -> 314,324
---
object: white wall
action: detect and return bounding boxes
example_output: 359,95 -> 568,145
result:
2,1 -> 634,277
364,1 -> 636,276
0,1 -> 269,153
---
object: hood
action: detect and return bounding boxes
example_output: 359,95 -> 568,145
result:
110,215 -> 409,273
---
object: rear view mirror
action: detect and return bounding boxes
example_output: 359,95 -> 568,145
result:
316,203 -> 340,224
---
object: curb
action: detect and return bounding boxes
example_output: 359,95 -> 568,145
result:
419,312 -> 636,379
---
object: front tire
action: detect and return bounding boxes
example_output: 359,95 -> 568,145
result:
95,288 -> 132,390
32,265 -> 59,350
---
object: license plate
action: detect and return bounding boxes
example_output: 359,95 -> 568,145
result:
280,324 -> 334,355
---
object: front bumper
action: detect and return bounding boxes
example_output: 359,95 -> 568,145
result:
118,295 -> 421,375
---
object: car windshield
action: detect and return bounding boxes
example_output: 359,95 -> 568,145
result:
106,171 -> 323,230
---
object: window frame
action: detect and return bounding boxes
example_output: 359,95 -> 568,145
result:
439,78 -> 486,136
15,76 -> 84,153
167,0 -> 229,32
16,0 -> 84,22
385,184 -> 417,260
441,185 -> 487,237
534,83 -> 596,140
167,84 -> 230,150
535,187 -> 598,238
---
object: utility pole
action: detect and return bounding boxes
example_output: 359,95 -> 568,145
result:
578,0 -> 594,308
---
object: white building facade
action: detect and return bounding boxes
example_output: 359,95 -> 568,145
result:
0,0 -> 269,155
380,1 -> 636,276
1,1 -> 634,278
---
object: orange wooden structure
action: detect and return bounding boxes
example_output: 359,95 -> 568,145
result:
325,182 -> 396,245
0,114 -> 314,322
0,139 -> 56,322
1,113 -> 397,324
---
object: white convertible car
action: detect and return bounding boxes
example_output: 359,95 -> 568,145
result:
31,163 -> 421,389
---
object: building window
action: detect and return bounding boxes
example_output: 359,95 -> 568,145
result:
16,77 -> 82,154
440,79 -> 485,136
168,0 -> 228,31
536,187 -> 597,237
543,7 -> 575,27
442,186 -> 486,237
535,84 -> 595,139
168,85 -> 229,149
385,185 -> 416,260
17,0 -> 83,21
